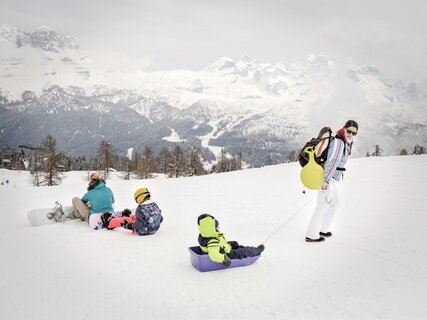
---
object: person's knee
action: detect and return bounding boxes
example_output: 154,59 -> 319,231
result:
72,197 -> 81,205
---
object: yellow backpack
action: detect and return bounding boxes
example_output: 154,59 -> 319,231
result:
300,146 -> 324,190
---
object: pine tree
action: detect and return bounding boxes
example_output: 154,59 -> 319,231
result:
32,135 -> 64,186
124,156 -> 132,180
116,155 -> 133,180
236,152 -> 243,170
96,139 -> 115,178
157,147 -> 172,174
229,153 -> 243,171
209,163 -> 217,174
0,148 -> 12,169
30,151 -> 44,187
187,147 -> 205,176
79,156 -> 87,171
216,148 -> 230,173
371,145 -> 383,157
169,145 -> 187,178
229,157 -> 238,171
413,144 -> 426,155
287,150 -> 297,162
133,151 -> 139,175
399,148 -> 408,156
137,146 -> 156,179
265,153 -> 273,166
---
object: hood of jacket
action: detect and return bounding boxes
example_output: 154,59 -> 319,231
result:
93,182 -> 106,190
198,214 -> 219,238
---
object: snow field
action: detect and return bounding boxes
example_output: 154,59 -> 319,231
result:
0,155 -> 426,319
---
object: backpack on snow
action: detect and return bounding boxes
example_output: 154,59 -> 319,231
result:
298,127 -> 332,168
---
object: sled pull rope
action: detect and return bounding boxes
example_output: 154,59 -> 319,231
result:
261,197 -> 314,244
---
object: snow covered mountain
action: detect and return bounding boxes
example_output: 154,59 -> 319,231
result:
0,25 -> 426,165
0,24 -> 79,52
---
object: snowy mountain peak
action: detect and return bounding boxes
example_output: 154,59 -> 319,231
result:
207,56 -> 276,73
35,25 -> 54,32
0,24 -> 79,52
307,54 -> 332,64
205,56 -> 248,76
203,56 -> 289,94
347,63 -> 392,88
306,54 -> 335,71
206,55 -> 336,82
0,24 -> 25,42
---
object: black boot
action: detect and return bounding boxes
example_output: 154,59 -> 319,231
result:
319,232 -> 332,237
122,209 -> 132,217
305,237 -> 325,242
101,212 -> 113,229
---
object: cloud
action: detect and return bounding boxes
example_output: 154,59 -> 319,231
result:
0,0 -> 426,81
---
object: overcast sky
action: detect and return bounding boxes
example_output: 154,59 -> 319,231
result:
1,0 -> 426,82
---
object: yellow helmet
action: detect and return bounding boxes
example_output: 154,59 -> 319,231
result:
134,187 -> 150,204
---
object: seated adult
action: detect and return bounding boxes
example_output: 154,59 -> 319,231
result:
72,173 -> 115,223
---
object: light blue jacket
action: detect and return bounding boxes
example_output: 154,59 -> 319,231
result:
81,182 -> 115,214
323,137 -> 350,183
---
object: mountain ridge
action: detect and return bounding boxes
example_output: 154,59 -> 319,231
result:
0,25 -> 426,165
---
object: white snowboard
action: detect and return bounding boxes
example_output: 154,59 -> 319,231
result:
27,202 -> 77,226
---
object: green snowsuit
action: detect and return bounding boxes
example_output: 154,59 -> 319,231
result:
198,214 -> 231,263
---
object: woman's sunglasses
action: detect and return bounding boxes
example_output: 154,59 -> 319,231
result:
346,129 -> 357,136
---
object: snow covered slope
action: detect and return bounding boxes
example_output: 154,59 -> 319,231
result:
0,155 -> 425,319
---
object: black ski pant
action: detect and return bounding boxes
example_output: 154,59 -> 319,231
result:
227,241 -> 260,259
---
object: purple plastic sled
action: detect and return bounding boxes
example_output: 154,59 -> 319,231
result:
188,246 -> 261,272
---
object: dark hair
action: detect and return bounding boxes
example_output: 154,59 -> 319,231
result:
344,120 -> 358,130
87,179 -> 105,191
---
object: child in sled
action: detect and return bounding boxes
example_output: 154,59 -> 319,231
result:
101,187 -> 163,236
197,214 -> 265,267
